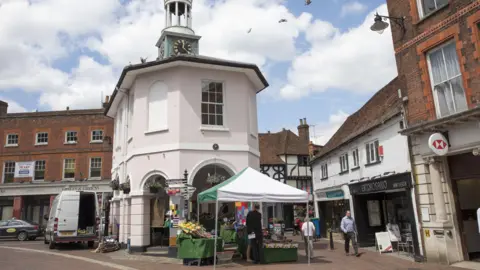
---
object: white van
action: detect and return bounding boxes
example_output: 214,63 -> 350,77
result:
44,191 -> 99,249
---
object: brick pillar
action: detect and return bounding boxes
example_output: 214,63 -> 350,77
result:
12,196 -> 23,219
50,195 -> 56,208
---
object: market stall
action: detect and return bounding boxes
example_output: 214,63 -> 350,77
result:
197,167 -> 310,268
176,221 -> 224,265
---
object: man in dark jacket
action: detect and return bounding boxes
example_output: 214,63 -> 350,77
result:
246,204 -> 262,263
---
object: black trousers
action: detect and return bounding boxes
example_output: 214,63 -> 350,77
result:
250,235 -> 263,263
344,232 -> 358,254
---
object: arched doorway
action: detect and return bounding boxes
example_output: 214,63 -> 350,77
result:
143,175 -> 169,247
191,163 -> 234,232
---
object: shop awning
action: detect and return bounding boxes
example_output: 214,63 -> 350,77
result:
197,167 -> 309,203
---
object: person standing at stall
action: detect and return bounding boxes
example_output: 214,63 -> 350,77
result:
341,210 -> 359,257
246,204 -> 263,264
302,217 -> 315,259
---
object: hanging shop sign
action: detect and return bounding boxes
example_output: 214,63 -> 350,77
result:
14,161 -> 35,178
428,133 -> 449,156
349,172 -> 411,195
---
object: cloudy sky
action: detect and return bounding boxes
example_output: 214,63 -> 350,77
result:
0,0 -> 397,145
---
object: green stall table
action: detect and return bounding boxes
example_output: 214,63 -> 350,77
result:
220,225 -> 237,244
261,243 -> 298,264
176,234 -> 224,259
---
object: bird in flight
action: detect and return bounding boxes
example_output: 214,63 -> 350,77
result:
140,57 -> 148,63
278,19 -> 287,23
247,28 -> 252,33
305,0 -> 312,5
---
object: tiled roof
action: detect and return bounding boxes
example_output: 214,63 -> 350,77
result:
311,77 -> 404,163
259,129 -> 310,165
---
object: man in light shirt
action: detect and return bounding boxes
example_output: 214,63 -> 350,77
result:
301,217 -> 315,259
340,210 -> 359,257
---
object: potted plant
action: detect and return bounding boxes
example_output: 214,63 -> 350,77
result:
120,181 -> 131,194
110,179 -> 120,190
148,181 -> 163,193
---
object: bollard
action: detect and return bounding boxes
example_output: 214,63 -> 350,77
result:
329,230 -> 334,250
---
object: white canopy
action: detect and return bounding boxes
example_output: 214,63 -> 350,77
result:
198,167 -> 309,203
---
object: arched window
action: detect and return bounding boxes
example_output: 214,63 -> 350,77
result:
148,81 -> 168,131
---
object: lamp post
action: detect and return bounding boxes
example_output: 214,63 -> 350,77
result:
370,13 -> 406,38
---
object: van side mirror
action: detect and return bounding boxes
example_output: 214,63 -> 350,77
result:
43,214 -> 49,221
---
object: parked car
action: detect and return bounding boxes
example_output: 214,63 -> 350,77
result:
0,219 -> 42,241
44,191 -> 100,249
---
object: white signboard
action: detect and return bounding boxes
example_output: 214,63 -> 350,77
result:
14,161 -> 35,178
375,232 -> 393,253
428,133 -> 449,156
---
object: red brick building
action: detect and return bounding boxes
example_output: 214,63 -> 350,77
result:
385,0 -> 480,265
0,101 -> 114,226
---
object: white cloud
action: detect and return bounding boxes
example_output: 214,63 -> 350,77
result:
279,4 -> 397,100
311,110 -> 349,145
0,0 -> 311,110
340,1 -> 367,17
0,97 -> 27,113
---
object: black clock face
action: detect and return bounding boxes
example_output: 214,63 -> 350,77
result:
173,39 -> 192,55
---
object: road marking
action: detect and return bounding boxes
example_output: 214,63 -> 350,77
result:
0,246 -> 138,270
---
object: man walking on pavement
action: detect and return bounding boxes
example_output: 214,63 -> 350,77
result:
246,204 -> 263,264
301,217 -> 315,259
341,210 -> 359,257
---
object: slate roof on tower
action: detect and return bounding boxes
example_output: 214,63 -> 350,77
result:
259,129 -> 310,165
310,76 -> 404,164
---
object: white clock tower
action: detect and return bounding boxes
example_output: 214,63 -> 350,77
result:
156,0 -> 201,60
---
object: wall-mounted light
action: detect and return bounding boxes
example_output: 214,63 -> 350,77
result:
370,13 -> 406,38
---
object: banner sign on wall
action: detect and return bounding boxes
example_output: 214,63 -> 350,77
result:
14,162 -> 35,178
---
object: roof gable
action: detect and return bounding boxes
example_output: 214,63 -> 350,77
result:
259,129 -> 309,165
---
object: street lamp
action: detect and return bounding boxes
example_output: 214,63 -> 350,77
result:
370,13 -> 406,37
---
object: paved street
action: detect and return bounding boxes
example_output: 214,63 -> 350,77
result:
0,237 -> 467,270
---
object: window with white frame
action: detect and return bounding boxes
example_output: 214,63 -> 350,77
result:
320,163 -> 328,179
201,81 -> 224,126
118,108 -> 123,141
65,131 -> 78,143
147,81 -> 167,131
418,0 -> 448,17
63,159 -> 75,179
34,160 -> 46,181
339,153 -> 349,173
352,148 -> 359,168
6,134 -> 18,146
36,132 -> 48,145
366,140 -> 380,164
3,161 -> 15,183
427,41 -> 467,118
89,157 -> 102,179
91,130 -> 103,142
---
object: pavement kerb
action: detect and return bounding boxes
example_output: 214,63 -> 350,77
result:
0,246 -> 139,270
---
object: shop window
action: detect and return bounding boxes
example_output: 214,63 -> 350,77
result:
2,161 -> 15,183
339,153 -> 349,173
298,155 -> 309,166
34,160 -> 46,181
320,163 -> 328,180
201,81 -> 224,126
427,41 -> 468,118
5,134 -> 18,146
36,132 -> 48,145
352,148 -> 359,168
417,0 -> 448,18
63,159 -> 75,180
296,180 -> 313,194
65,131 -> 78,144
89,157 -> 102,179
366,140 -> 380,164
91,130 -> 104,143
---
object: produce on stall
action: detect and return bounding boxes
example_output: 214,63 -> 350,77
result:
176,221 -> 223,261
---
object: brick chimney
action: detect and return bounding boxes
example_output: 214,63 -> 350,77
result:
0,100 -> 8,117
297,118 -> 309,142
102,95 -> 110,109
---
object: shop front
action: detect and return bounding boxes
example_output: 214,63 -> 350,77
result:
349,172 -> 421,257
315,184 -> 351,238
447,152 -> 480,262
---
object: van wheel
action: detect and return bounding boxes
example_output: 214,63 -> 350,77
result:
17,232 -> 27,241
87,241 -> 94,248
49,240 -> 56,249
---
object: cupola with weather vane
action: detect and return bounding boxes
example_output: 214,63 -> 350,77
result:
156,0 -> 201,60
